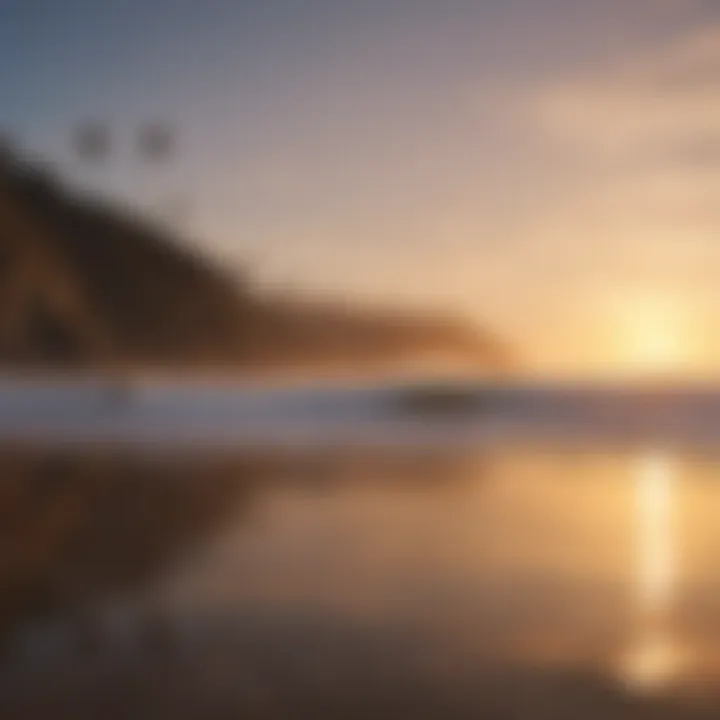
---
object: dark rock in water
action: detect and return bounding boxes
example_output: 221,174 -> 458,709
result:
395,384 -> 486,416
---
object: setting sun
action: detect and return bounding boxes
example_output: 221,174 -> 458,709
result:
627,313 -> 686,375
599,297 -> 700,379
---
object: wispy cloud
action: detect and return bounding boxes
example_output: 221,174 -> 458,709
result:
535,24 -> 720,159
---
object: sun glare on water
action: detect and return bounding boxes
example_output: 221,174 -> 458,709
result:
636,453 -> 675,613
621,453 -> 683,691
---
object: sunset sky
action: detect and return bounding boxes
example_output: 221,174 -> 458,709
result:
2,0 -> 720,373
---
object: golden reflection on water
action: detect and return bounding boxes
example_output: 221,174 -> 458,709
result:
636,453 -> 675,618
622,629 -> 683,691
621,452 -> 683,691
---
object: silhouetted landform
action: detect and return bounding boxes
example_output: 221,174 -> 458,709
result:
0,154 -> 510,370
244,296 -> 511,373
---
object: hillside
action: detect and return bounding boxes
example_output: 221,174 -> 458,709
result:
0,155 -> 509,370
242,296 -> 510,371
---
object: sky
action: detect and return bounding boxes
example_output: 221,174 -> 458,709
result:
2,0 -> 720,374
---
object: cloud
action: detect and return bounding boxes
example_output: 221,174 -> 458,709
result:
505,21 -> 720,246
533,24 -> 720,159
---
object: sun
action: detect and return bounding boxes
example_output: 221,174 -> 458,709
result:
627,312 -> 684,374
606,296 -> 696,378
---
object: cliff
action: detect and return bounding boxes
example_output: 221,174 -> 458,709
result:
0,156 -> 509,371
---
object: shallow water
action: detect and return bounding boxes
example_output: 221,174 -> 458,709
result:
2,445 -> 720,718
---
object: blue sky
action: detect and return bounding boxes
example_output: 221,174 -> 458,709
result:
2,0 -> 720,371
